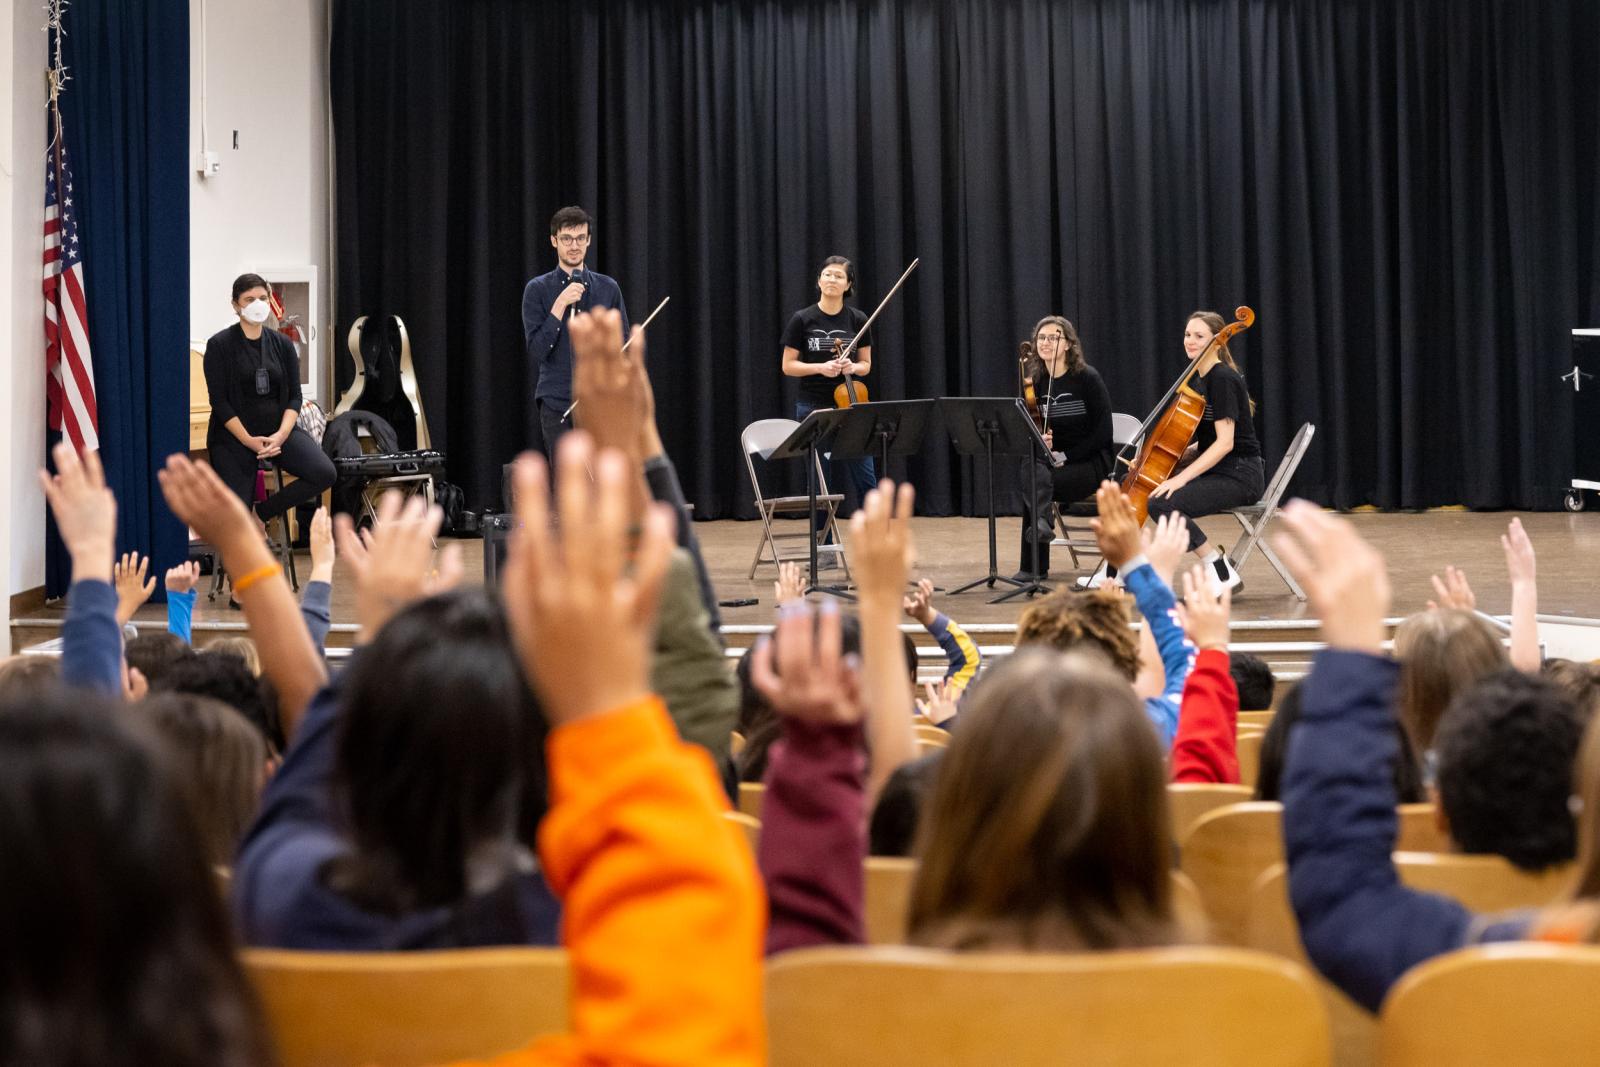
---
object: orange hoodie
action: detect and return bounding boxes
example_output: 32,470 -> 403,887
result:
449,696 -> 766,1067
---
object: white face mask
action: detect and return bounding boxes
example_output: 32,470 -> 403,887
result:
240,298 -> 271,325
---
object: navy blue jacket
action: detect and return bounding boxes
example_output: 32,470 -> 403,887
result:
1283,649 -> 1529,1013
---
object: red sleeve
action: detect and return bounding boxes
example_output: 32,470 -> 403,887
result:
1170,648 -> 1240,784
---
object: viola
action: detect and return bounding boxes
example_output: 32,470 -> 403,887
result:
1018,341 -> 1044,432
1118,306 -> 1256,524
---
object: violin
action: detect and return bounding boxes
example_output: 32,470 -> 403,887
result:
1018,341 -> 1045,432
829,258 -> 920,408
1118,305 -> 1256,524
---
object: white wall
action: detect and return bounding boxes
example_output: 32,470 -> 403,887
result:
189,0 -> 330,390
7,5 -> 48,607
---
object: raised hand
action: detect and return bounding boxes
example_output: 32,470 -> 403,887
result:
1090,480 -> 1143,570
749,601 -> 864,726
916,677 -> 960,726
1426,565 -> 1475,612
848,479 -> 917,606
308,506 -> 335,584
334,492 -> 461,644
1175,564 -> 1231,651
774,560 -> 806,607
1271,501 -> 1390,654
1141,512 -> 1190,585
157,454 -> 261,558
902,577 -> 937,627
1503,517 -> 1541,672
571,308 -> 648,463
1502,517 -> 1536,588
113,551 -> 157,625
501,434 -> 676,726
39,443 -> 116,583
164,561 -> 201,595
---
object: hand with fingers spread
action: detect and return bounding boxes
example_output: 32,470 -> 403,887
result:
1175,564 -> 1232,651
902,577 -> 937,628
501,434 -> 677,725
1271,500 -> 1390,654
774,560 -> 806,607
916,677 -> 960,726
848,480 -> 917,606
749,602 -> 864,727
165,561 -> 201,596
334,492 -> 461,645
157,453 -> 263,559
1426,565 -> 1475,613
1090,480 -> 1144,571
113,552 -> 157,625
39,443 -> 116,583
1142,512 -> 1190,585
308,507 -> 335,584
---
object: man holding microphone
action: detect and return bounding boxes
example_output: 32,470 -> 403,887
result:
522,205 -> 629,455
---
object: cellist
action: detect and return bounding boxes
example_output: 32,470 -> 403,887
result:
1137,309 -> 1264,593
1015,315 -> 1114,581
780,256 -> 876,514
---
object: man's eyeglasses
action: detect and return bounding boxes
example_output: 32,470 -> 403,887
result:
555,233 -> 591,247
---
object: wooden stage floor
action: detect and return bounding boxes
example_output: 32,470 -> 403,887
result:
20,509 -> 1599,641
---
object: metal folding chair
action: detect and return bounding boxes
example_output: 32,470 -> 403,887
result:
1053,413 -> 1144,569
1225,422 -> 1316,600
742,419 -> 849,580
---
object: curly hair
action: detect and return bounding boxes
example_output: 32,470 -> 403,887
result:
1015,589 -> 1140,682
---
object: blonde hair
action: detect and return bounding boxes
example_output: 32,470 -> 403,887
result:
208,637 -> 261,677
1393,609 -> 1508,753
907,650 -> 1179,952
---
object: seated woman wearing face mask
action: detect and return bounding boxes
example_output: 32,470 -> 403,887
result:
203,273 -> 336,526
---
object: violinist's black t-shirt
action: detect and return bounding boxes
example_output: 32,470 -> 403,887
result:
1192,363 -> 1260,459
781,304 -> 871,405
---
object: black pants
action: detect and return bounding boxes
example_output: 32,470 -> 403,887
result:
210,426 -> 337,521
1018,451 -> 1110,575
538,398 -> 571,460
1146,456 -> 1266,552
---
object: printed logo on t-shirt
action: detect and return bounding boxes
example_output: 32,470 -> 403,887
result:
806,329 -> 853,354
1046,394 -> 1086,420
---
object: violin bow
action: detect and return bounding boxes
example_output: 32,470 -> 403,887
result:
562,295 -> 671,421
831,258 -> 920,364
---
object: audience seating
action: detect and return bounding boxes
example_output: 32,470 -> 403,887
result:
1380,944 -> 1600,1066
729,730 -> 746,757
765,945 -> 1331,1066
243,947 -> 567,1067
723,810 -> 761,852
738,781 -> 765,820
1168,783 -> 1254,844
1237,730 -> 1264,790
912,723 -> 950,746
1238,709 -> 1276,729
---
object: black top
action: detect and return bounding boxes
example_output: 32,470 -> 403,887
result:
1192,362 -> 1260,459
203,324 -> 304,440
521,267 -> 629,404
1024,362 -> 1114,464
781,304 -> 872,406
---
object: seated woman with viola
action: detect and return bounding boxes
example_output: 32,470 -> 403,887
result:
1016,315 -> 1113,580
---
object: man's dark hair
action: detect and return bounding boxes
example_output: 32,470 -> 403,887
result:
870,750 -> 944,857
819,255 -> 855,296
1229,652 -> 1275,711
1435,670 -> 1589,871
125,633 -> 196,689
152,651 -> 281,755
549,205 -> 592,236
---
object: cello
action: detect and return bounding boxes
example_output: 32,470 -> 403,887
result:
829,258 -> 921,408
1118,306 -> 1256,524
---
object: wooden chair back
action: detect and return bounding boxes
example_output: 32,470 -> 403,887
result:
766,945 -> 1330,1066
1381,944 -> 1600,1066
913,724 -> 951,746
1238,709 -> 1275,729
243,947 -> 567,1067
723,810 -> 761,853
738,781 -> 765,819
1237,730 -> 1264,790
1169,783 -> 1255,844
1394,804 -> 1453,854
1179,801 -> 1284,945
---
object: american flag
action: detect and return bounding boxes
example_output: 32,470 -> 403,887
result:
43,104 -> 98,453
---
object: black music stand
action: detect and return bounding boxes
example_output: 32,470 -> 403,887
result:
768,408 -> 855,600
822,399 -> 940,479
942,397 -> 1059,603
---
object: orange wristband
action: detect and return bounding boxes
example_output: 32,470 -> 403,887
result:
231,563 -> 282,596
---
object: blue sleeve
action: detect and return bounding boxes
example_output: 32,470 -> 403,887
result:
522,278 -> 561,365
1283,649 -> 1475,1013
926,613 -> 980,694
237,679 -> 344,849
61,579 -> 123,697
1122,562 -> 1192,747
299,580 -> 333,654
166,587 -> 196,643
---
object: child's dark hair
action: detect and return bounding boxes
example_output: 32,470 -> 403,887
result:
153,650 -> 282,755
125,632 -> 196,689
736,613 -> 864,783
1435,670 -> 1589,871
870,750 -> 945,857
1229,652 -> 1275,712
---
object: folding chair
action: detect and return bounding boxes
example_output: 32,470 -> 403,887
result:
1052,412 -> 1144,568
1226,422 -> 1316,600
742,418 -> 849,580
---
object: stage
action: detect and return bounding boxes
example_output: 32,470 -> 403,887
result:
12,510 -> 1600,670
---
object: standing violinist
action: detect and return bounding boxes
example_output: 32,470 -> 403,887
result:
1139,309 -> 1264,593
780,255 -> 876,515
1014,315 -> 1114,580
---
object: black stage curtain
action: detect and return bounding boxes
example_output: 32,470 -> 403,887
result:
331,0 -> 1600,515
